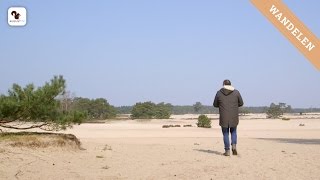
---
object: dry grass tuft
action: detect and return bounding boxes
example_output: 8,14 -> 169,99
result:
0,132 -> 81,149
103,144 -> 112,151
162,124 -> 183,128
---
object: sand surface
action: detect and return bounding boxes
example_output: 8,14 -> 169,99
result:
1,114 -> 320,180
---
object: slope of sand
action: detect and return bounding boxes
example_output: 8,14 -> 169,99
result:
1,114 -> 320,180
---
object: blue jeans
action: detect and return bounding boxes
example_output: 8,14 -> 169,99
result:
221,127 -> 237,150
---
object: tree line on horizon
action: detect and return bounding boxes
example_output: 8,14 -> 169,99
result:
116,103 -> 320,115
1,75 -> 319,131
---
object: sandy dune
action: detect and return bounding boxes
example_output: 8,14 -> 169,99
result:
1,114 -> 320,180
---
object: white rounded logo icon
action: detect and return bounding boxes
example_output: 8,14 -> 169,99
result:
8,7 -> 27,26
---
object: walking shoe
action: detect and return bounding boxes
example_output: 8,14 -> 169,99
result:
223,150 -> 230,156
232,144 -> 237,155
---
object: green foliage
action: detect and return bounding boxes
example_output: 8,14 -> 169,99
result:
284,105 -> 292,113
72,97 -> 116,120
0,75 -> 86,131
154,102 -> 172,119
172,105 -> 218,114
118,105 -> 319,115
196,114 -> 211,128
131,102 -> 156,119
239,107 -> 250,116
116,106 -> 133,114
117,105 -> 218,115
130,101 -> 172,119
54,111 -> 87,130
266,103 -> 283,119
193,102 -> 203,113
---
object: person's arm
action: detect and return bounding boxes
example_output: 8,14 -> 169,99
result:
213,92 -> 219,107
238,91 -> 244,107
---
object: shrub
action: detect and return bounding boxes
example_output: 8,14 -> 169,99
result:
154,103 -> 172,119
162,124 -> 182,128
131,101 -> 172,119
196,115 -> 211,128
0,75 -> 86,131
71,98 -> 116,120
131,102 -> 156,119
282,117 -> 290,121
266,103 -> 283,119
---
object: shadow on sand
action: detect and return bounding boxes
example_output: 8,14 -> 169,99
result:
256,138 -> 320,145
194,149 -> 223,155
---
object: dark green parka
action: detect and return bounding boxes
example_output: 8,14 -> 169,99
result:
213,86 -> 244,128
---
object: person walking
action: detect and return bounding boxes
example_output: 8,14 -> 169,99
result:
213,79 -> 244,156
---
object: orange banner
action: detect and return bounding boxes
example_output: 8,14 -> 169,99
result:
251,0 -> 320,70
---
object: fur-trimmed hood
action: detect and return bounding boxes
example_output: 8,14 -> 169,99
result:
220,85 -> 235,96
